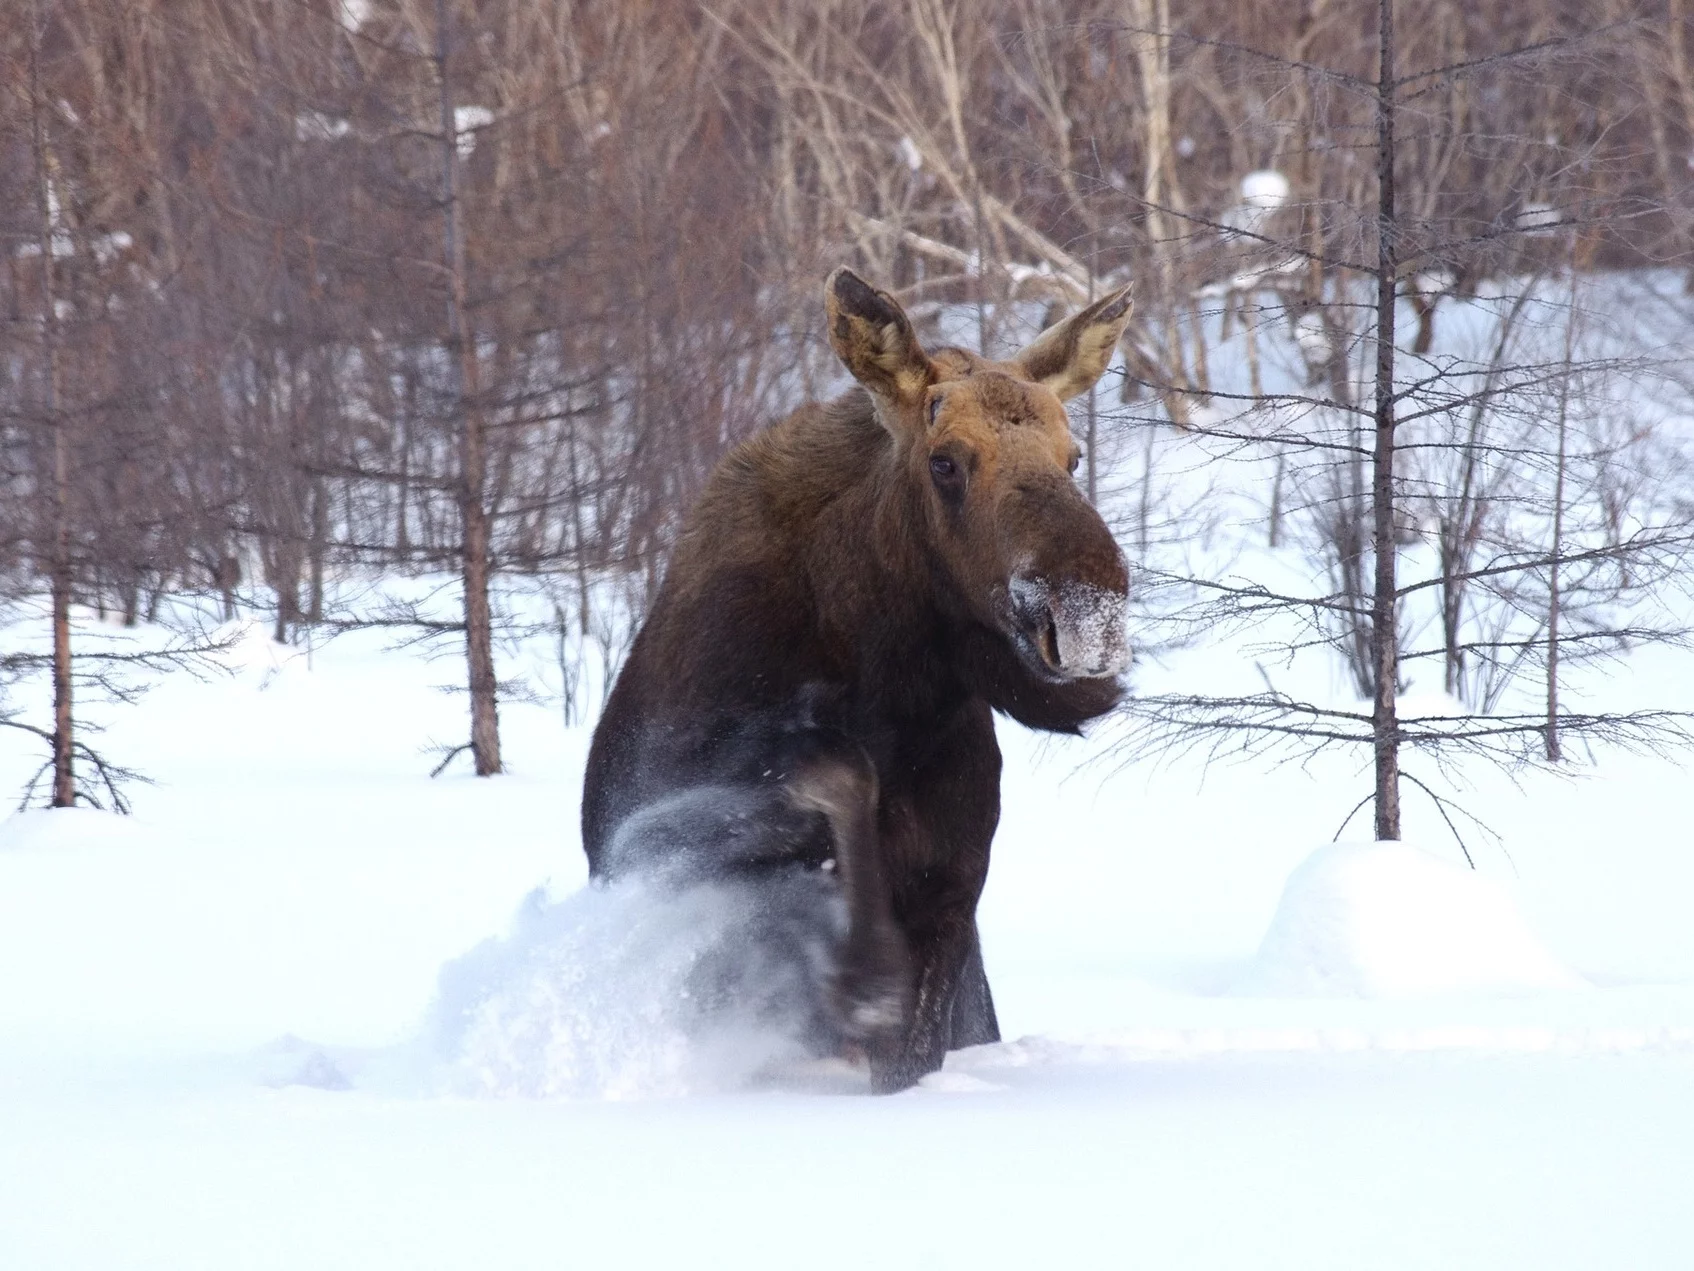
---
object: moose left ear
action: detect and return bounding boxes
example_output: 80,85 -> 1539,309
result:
824,267 -> 935,411
1015,283 -> 1134,402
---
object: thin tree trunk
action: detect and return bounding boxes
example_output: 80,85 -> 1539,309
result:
1370,0 -> 1402,840
271,552 -> 297,645
51,421 -> 71,808
1243,298 -> 1281,545
219,547 -> 238,621
1188,298 -> 1210,399
1129,0 -> 1188,423
1085,267 -> 1098,505
1546,251 -> 1579,762
567,416 -> 592,637
1137,424 -> 1155,553
1086,382 -> 1098,505
30,1 -> 74,809
397,368 -> 414,563
437,0 -> 501,776
307,477 -> 327,623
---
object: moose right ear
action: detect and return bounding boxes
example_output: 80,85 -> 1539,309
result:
1015,283 -> 1134,402
824,267 -> 935,411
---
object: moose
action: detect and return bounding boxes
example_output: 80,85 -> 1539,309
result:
582,268 -> 1134,1092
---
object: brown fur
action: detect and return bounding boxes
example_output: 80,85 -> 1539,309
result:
583,269 -> 1134,1091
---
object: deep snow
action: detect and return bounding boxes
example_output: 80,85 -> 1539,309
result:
7,270 -> 1694,1263
2,600 -> 1694,1268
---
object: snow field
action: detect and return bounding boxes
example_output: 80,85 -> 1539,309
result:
2,603 -> 1693,1266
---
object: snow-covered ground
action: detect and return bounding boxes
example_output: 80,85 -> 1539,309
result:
5,274 -> 1694,1267
3,597 -> 1693,1269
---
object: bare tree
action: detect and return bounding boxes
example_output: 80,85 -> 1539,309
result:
24,0 -> 73,807
4,0 -> 1693,820
1105,0 -> 1694,844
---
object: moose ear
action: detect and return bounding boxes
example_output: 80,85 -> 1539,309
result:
1015,283 -> 1134,402
824,267 -> 934,409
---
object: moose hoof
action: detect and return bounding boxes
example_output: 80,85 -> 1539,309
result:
867,1061 -> 922,1095
866,1042 -> 944,1095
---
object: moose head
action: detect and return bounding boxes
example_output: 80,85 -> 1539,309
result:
824,267 -> 1134,683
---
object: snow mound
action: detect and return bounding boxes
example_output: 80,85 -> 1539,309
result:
1240,843 -> 1587,998
429,872 -> 847,1100
1239,168 -> 1291,210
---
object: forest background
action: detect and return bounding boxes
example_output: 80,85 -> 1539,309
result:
4,0 -> 1693,835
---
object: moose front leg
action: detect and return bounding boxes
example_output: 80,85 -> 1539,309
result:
867,897 -> 993,1093
864,702 -> 1002,1093
785,750 -> 914,1052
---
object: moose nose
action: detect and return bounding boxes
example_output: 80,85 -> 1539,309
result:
1010,574 -> 1131,679
1054,580 -> 1131,677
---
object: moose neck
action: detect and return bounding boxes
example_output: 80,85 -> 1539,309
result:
810,432 -> 978,722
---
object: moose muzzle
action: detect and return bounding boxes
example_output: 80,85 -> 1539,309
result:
1009,573 -> 1131,681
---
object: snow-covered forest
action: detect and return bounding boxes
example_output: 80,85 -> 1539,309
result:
4,1 -> 1694,1266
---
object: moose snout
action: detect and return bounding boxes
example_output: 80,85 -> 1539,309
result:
1009,573 -> 1131,680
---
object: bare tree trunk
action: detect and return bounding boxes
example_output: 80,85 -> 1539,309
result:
567,416 -> 592,637
1128,0 -> 1189,424
1136,423 -> 1155,554
1188,298 -> 1210,399
30,0 -> 74,809
218,550 -> 238,621
307,476 -> 327,623
437,0 -> 501,776
1370,0 -> 1402,840
1243,298 -> 1281,545
1085,268 -> 1098,505
1547,249 -> 1579,763
1085,382 -> 1098,505
49,344 -> 72,810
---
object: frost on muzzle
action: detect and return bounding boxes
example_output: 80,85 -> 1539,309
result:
1008,573 -> 1132,681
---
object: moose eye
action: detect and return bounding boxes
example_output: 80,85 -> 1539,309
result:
1068,451 -> 1082,475
929,453 -> 961,487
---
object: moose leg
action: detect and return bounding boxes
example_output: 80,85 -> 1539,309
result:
602,728 -> 911,1058
868,703 -> 1002,1093
598,781 -> 833,883
869,899 -> 989,1092
786,749 -> 913,1050
948,921 -> 1000,1048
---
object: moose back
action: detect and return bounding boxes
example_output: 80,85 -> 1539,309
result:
582,268 -> 1134,1091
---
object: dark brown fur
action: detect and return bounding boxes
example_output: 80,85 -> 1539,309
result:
583,269 -> 1134,1091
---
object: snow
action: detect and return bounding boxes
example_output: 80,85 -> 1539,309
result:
432,874 -> 844,1099
335,0 -> 371,30
91,230 -> 133,265
295,110 -> 352,143
1242,842 -> 1587,998
454,106 -> 494,159
1294,308 -> 1330,358
1516,200 -> 1564,234
1218,169 -> 1292,240
7,266 -> 1694,1263
1,609 -> 1691,1269
1240,168 -> 1291,210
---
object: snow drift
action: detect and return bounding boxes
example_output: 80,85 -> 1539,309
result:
1240,842 -> 1587,998
430,871 -> 850,1099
